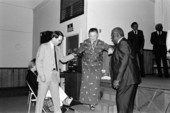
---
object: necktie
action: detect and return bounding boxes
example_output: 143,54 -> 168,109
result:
34,71 -> 38,75
54,46 -> 58,71
158,32 -> 161,36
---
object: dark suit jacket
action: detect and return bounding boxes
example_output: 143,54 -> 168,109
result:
150,31 -> 167,55
110,38 -> 141,88
26,70 -> 38,95
128,30 -> 145,53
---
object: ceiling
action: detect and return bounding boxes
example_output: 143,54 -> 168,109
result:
0,0 -> 49,9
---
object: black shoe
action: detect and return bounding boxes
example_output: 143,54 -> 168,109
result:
62,105 -> 75,113
165,76 -> 169,78
70,99 -> 82,106
61,106 -> 69,113
89,104 -> 95,111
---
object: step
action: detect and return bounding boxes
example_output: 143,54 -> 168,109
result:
100,87 -> 116,102
96,99 -> 117,113
0,87 -> 28,97
71,105 -> 103,113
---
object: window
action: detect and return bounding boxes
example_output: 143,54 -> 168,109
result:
60,0 -> 84,23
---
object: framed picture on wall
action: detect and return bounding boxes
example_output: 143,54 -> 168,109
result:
60,0 -> 84,23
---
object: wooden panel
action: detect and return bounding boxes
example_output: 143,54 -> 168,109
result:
102,49 -> 154,75
143,49 -> 154,75
0,68 -> 27,88
65,72 -> 82,100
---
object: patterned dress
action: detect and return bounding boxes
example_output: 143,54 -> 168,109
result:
78,38 -> 109,105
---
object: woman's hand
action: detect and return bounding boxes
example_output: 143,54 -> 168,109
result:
113,80 -> 119,89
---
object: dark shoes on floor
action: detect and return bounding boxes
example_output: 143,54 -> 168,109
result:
89,104 -> 95,111
62,99 -> 82,113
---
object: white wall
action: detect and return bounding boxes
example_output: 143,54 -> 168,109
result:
155,0 -> 170,31
0,3 -> 33,67
87,0 -> 155,49
33,0 -> 87,71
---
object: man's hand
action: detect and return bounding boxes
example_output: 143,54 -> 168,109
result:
72,53 -> 78,58
52,70 -> 60,83
167,52 -> 170,60
40,75 -> 46,82
113,80 -> 119,89
108,48 -> 114,55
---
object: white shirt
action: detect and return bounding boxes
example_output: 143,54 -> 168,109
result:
50,41 -> 54,49
133,30 -> 138,35
157,31 -> 162,35
117,37 -> 123,44
50,41 -> 56,69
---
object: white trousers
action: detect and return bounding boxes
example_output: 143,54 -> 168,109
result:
46,86 -> 68,106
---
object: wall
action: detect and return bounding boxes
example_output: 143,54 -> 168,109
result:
87,0 -> 155,49
33,0 -> 87,71
0,3 -> 33,67
155,0 -> 170,31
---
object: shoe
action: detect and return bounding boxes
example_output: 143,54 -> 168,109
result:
63,97 -> 73,106
165,76 -> 169,78
61,106 -> 68,113
70,99 -> 82,106
89,104 -> 95,111
66,97 -> 73,105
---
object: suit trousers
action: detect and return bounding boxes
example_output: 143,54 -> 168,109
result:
155,53 -> 169,77
35,81 -> 61,113
136,52 -> 145,77
116,84 -> 138,113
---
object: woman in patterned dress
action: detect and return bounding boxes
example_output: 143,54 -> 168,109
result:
78,28 -> 113,110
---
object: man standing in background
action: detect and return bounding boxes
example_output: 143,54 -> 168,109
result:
128,22 -> 145,77
151,24 -> 169,78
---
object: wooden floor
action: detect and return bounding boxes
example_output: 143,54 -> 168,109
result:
0,96 -> 74,113
140,76 -> 170,90
0,75 -> 170,113
0,96 -> 34,113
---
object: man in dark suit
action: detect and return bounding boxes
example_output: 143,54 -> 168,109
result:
151,23 -> 169,78
128,22 -> 145,77
110,27 -> 141,113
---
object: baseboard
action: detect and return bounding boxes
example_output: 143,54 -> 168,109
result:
0,87 -> 28,97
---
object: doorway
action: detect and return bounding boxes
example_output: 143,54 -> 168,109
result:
66,34 -> 81,72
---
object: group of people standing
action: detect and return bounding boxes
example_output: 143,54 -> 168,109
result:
31,21 -> 169,113
78,27 -> 141,113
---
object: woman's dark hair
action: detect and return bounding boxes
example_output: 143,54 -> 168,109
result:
51,31 -> 64,39
88,28 -> 98,34
28,58 -> 36,70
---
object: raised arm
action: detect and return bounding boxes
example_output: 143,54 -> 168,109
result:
58,47 -> 75,63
